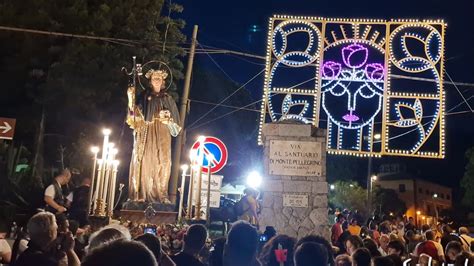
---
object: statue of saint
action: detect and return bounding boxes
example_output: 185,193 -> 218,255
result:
126,69 -> 181,203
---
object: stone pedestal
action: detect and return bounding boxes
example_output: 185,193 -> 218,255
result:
260,123 -> 329,240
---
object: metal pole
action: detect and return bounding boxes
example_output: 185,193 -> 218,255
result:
206,165 -> 212,226
367,156 -> 373,217
194,160 -> 204,220
170,25 -> 199,203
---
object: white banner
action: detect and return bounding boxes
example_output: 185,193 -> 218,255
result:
191,174 -> 223,219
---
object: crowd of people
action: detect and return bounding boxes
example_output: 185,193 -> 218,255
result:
1,170 -> 474,265
5,208 -> 473,266
330,210 -> 474,265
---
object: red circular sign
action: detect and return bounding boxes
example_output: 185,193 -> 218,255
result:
191,136 -> 228,174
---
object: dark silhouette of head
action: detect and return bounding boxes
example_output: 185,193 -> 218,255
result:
135,233 -> 162,262
335,254 -> 352,266
373,256 -> 395,266
294,242 -> 328,266
223,221 -> 259,266
296,235 -> 335,266
260,234 -> 296,266
424,230 -> 435,241
386,254 -> 403,266
345,235 -> 364,256
363,238 -> 381,257
387,240 -> 405,257
183,224 -> 208,254
81,239 -> 157,266
351,248 -> 371,266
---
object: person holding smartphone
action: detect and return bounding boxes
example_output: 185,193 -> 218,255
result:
15,212 -> 80,266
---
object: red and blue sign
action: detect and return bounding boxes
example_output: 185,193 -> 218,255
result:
191,136 -> 228,174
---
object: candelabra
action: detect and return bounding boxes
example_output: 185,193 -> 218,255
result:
89,128 -> 120,218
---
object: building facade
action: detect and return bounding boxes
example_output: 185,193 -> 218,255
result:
375,164 -> 452,226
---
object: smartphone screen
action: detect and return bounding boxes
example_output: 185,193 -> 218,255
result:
144,227 -> 157,235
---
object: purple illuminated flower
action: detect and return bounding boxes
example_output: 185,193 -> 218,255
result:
321,61 -> 342,79
342,43 -> 368,69
365,63 -> 385,81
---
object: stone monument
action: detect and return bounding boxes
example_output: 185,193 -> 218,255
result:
259,122 -> 329,239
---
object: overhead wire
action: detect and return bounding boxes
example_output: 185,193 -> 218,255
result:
186,44 -> 267,128
445,70 -> 474,112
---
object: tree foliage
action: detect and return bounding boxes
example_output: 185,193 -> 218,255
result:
0,0 -> 186,177
0,0 -> 186,222
372,187 -> 407,217
460,147 -> 474,207
329,181 -> 368,217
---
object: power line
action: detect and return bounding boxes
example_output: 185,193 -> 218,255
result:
187,67 -> 266,128
445,70 -> 474,112
3,24 -> 474,89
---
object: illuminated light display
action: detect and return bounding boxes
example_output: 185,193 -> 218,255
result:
258,16 -> 446,159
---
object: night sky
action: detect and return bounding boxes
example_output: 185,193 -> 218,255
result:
177,0 -> 474,188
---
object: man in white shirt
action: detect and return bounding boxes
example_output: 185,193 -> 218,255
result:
44,169 -> 72,214
458,227 -> 473,252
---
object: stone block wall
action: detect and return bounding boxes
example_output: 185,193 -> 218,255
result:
259,123 -> 329,240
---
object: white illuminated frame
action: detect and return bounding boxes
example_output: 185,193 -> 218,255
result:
258,16 -> 446,159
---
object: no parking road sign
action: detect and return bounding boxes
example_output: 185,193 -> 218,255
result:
191,136 -> 228,174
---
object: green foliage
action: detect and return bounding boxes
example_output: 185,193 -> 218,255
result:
0,1 -> 186,219
372,187 -> 407,217
329,181 -> 368,217
461,147 -> 474,207
0,0 -> 186,173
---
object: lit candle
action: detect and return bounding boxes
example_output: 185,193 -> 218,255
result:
94,159 -> 104,214
98,129 -> 111,202
178,164 -> 188,222
102,144 -> 115,203
88,147 -> 100,215
108,160 -> 119,217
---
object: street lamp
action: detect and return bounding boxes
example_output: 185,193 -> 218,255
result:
367,133 -> 380,217
247,171 -> 262,188
330,184 -> 335,191
432,193 -> 439,225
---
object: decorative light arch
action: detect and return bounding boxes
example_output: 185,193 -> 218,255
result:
258,16 -> 446,159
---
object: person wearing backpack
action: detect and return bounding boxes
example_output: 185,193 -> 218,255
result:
458,227 -> 473,252
236,188 -> 259,226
